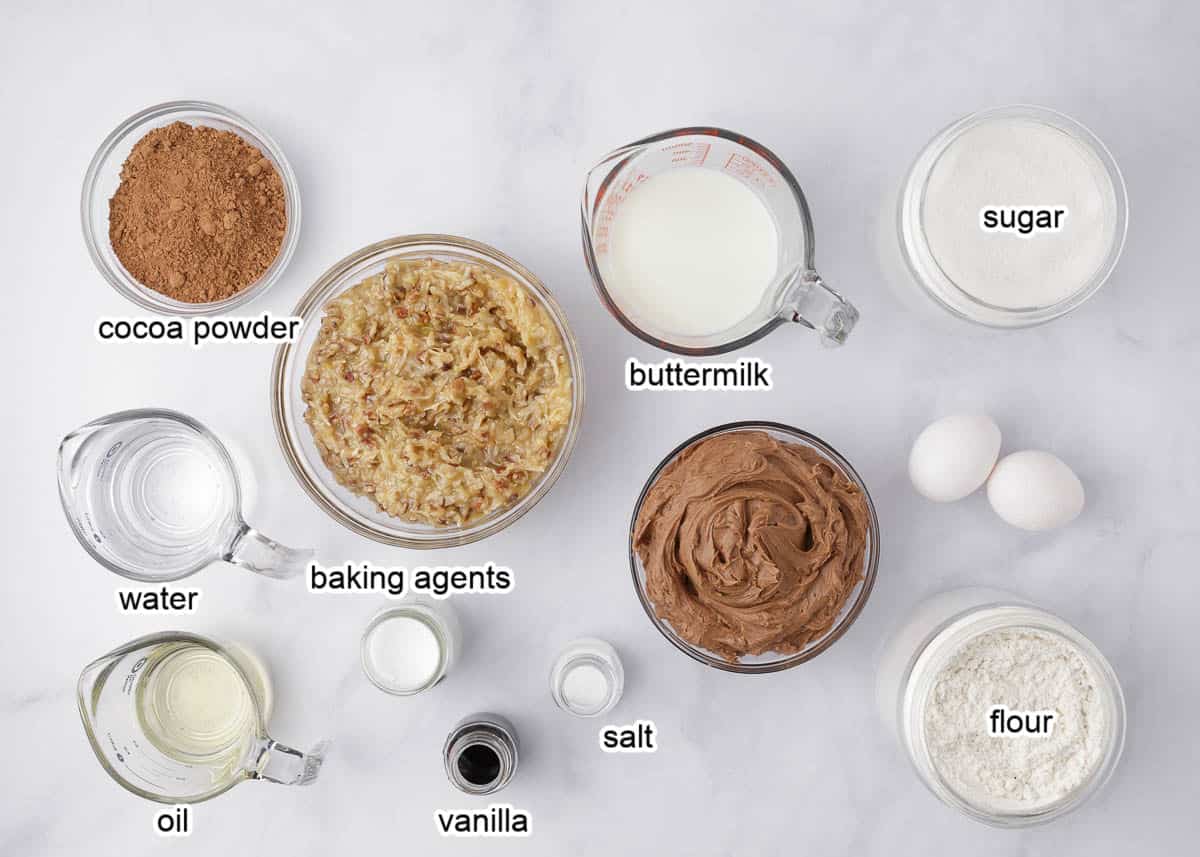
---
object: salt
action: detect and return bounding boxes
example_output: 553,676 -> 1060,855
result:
561,663 -> 611,711
550,638 -> 624,717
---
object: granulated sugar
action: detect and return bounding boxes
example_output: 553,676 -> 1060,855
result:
921,117 -> 1118,310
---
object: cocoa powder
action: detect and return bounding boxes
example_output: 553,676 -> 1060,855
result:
109,121 -> 287,303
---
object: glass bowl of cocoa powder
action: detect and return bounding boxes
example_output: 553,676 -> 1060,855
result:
82,100 -> 300,315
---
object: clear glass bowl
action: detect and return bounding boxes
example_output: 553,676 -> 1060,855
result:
894,599 -> 1126,827
360,599 -> 461,696
897,104 -> 1127,328
628,421 -> 880,673
81,100 -> 301,315
271,235 -> 585,548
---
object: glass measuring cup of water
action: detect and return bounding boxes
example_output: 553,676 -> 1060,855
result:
57,408 -> 312,582
77,632 -> 327,803
582,126 -> 859,355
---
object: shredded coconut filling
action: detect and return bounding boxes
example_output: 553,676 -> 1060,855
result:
302,257 -> 572,527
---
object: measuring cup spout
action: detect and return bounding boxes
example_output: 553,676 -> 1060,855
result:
779,268 -> 859,347
223,523 -> 313,579
247,736 -> 328,786
581,142 -> 648,231
57,422 -> 99,484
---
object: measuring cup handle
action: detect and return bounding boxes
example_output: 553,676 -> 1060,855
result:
249,737 -> 328,786
224,523 -> 313,579
781,269 -> 859,347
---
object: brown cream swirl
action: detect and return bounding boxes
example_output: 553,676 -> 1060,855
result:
634,430 -> 870,662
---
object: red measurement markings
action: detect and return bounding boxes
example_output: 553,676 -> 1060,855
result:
722,153 -> 777,188
593,172 -> 649,254
661,141 -> 711,166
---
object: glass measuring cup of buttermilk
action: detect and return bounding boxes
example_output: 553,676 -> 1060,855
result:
582,127 -> 858,355
57,408 -> 312,582
78,632 -> 326,803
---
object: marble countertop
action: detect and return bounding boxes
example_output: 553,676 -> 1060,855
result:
3,1 -> 1198,854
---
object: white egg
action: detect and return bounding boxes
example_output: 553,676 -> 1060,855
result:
987,450 -> 1085,531
908,414 -> 1002,502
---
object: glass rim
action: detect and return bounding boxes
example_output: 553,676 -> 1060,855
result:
581,126 -> 816,356
80,99 -> 301,316
897,104 -> 1128,329
271,233 -> 585,548
627,420 -> 880,673
899,602 -> 1127,827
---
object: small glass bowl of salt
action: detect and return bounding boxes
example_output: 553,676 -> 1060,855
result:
360,599 -> 461,696
550,639 -> 624,718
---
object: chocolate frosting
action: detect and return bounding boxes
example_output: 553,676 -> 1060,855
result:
634,430 -> 870,662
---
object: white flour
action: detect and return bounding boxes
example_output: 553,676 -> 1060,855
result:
922,118 -> 1117,309
924,626 -> 1108,812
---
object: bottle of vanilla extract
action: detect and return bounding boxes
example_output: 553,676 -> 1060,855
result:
443,713 -> 520,795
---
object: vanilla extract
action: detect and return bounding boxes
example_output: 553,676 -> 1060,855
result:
443,713 -> 519,795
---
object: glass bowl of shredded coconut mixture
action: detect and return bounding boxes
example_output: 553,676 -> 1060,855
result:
273,235 -> 583,547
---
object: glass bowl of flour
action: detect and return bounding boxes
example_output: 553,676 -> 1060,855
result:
897,105 -> 1128,327
877,589 -> 1126,827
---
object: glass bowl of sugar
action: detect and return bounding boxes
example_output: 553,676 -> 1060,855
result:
897,105 -> 1128,327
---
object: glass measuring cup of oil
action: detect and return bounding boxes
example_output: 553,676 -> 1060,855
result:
57,408 -> 312,582
582,126 -> 859,355
77,632 -> 327,803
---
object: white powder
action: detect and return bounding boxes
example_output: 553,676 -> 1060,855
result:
364,615 -> 443,693
922,118 -> 1117,309
923,626 -> 1108,812
561,663 -> 611,713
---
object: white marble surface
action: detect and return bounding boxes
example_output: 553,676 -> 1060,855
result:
3,1 -> 1198,853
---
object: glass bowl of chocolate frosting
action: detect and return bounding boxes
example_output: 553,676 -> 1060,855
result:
629,421 -> 879,673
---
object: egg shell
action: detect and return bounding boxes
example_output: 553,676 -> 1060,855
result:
908,414 -> 1002,502
987,450 -> 1085,531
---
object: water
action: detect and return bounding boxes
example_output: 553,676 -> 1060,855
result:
73,416 -> 239,578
